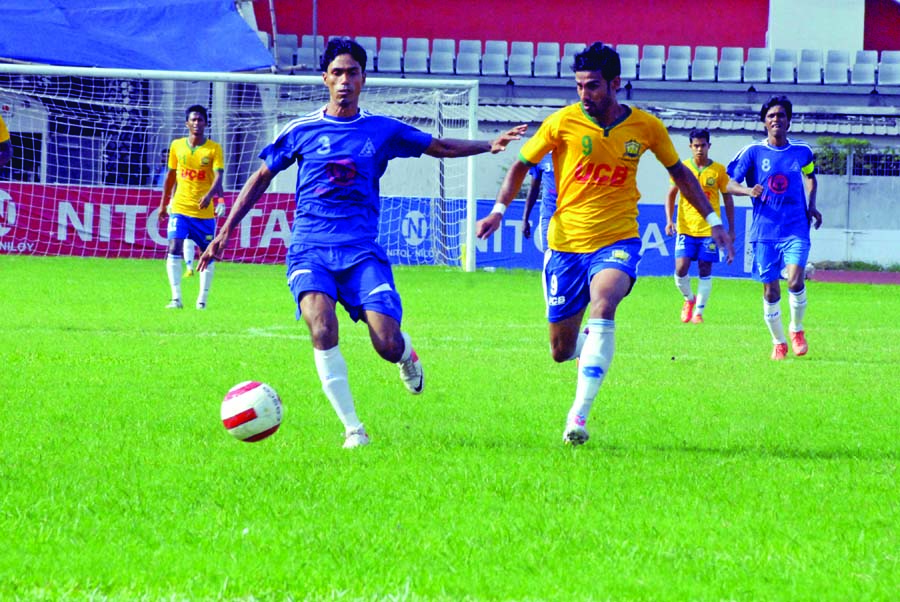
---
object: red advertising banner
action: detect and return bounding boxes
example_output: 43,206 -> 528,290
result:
0,183 -> 295,264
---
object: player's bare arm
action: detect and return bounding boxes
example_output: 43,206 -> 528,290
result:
476,160 -> 531,239
199,163 -> 273,270
664,184 -> 679,236
424,124 -> 527,158
726,178 -> 763,198
521,171 -> 543,238
805,173 -> 822,229
158,169 -> 176,220
669,161 -> 734,262
723,193 -> 736,241
199,170 -> 225,209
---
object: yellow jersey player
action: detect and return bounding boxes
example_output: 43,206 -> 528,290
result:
159,105 -> 225,309
477,43 -> 734,446
0,114 -> 12,170
664,128 -> 735,323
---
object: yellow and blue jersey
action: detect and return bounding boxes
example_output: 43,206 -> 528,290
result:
168,137 -> 224,219
0,115 -> 10,144
520,103 -> 679,253
670,158 -> 729,237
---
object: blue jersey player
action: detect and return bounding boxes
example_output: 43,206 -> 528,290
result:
727,95 -> 823,360
522,152 -> 557,253
199,38 -> 526,448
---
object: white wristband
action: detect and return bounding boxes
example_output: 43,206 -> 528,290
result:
705,212 -> 723,228
491,202 -> 507,216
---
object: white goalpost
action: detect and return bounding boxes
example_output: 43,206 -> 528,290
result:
0,64 -> 481,271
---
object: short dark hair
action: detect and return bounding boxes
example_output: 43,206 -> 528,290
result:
572,42 -> 621,81
185,105 -> 208,122
759,95 -> 792,122
688,128 -> 710,143
321,37 -> 367,72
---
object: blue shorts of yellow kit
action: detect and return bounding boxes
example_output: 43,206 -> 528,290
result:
675,233 -> 719,263
752,237 -> 810,283
543,237 -> 642,323
286,241 -> 403,324
166,213 -> 215,251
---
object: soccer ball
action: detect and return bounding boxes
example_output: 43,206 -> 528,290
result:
221,381 -> 283,442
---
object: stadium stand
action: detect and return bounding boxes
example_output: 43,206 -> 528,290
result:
458,39 -> 482,55
455,52 -> 480,75
879,62 -> 900,85
481,52 -> 506,76
537,42 -> 560,59
620,56 -> 638,80
507,54 -> 533,78
665,57 -> 689,81
433,38 -> 455,54
824,61 -> 849,84
355,36 -> 377,56
747,47 -> 768,62
850,61 -> 876,85
295,47 -> 318,69
376,49 -> 401,72
639,57 -> 663,80
429,50 -> 454,74
642,45 -> 665,61
403,50 -> 428,74
855,50 -> 877,65
770,59 -> 795,83
773,48 -> 797,67
533,55 -> 559,78
690,58 -> 716,81
511,41 -> 534,57
300,34 -> 324,53
720,46 -> 744,63
406,37 -> 429,53
797,58 -> 822,84
485,40 -> 508,59
380,37 -> 403,53
743,59 -> 769,82
695,45 -> 718,63
668,45 -> 691,61
616,44 -> 639,63
717,58 -> 742,82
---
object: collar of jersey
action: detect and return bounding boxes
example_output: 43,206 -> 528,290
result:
579,104 -> 631,135
321,107 -> 364,123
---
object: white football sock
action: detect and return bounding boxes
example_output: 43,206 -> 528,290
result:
313,345 -> 361,430
675,273 -> 694,300
568,318 -> 615,424
398,331 -> 414,363
183,239 -> 195,269
789,287 -> 807,333
694,276 -> 712,316
166,254 -> 182,300
197,261 -> 214,306
764,298 -> 787,344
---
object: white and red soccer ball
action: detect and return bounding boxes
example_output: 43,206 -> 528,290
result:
221,381 -> 283,442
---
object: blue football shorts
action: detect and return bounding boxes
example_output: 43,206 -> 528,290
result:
167,213 -> 215,251
675,233 -> 719,263
286,241 -> 403,323
752,237 -> 810,283
543,237 -> 643,323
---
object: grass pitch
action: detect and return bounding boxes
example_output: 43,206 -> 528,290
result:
2,255 -> 898,601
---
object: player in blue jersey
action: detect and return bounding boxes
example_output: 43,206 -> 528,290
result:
727,96 -> 822,360
199,38 -> 526,448
522,152 -> 557,253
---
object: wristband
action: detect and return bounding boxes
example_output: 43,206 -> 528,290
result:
705,212 -> 723,228
491,202 -> 507,216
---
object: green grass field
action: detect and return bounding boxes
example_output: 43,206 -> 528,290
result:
2,255 -> 898,601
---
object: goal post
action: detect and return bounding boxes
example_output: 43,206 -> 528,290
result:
0,64 -> 481,270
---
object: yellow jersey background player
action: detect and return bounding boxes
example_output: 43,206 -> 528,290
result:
664,128 -> 735,323
159,105 -> 224,310
477,43 -> 734,446
0,114 -> 12,170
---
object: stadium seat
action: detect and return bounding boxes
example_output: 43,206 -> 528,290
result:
642,45 -> 665,61
511,41 -> 534,57
481,54 -> 506,76
455,52 -> 480,75
747,47 -> 768,62
459,39 -> 482,55
533,55 -> 559,78
380,37 -> 403,53
616,44 -> 639,62
536,42 -> 560,59
406,37 -> 429,53
850,62 -> 876,85
826,49 -> 850,67
507,54 -> 533,77
880,50 -> 900,64
743,59 -> 769,82
770,60 -> 795,83
665,58 -> 689,81
878,63 -> 900,85
403,50 -> 428,74
563,42 -> 586,57
429,50 -> 454,74
824,62 -> 849,84
773,48 -> 797,67
274,34 -> 298,67
667,45 -> 691,61
800,49 -> 823,65
717,59 -> 742,82
485,40 -> 509,58
721,46 -> 744,63
620,56 -> 638,80
376,49 -> 402,72
691,59 -> 716,81
300,34 -> 324,52
433,38 -> 455,55
295,47 -> 319,69
797,60 -> 822,84
639,57 -> 663,80
854,50 -> 878,65
695,46 -> 718,63
355,36 -> 377,56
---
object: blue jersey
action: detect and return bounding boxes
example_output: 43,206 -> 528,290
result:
260,107 -> 433,246
528,153 -> 558,223
727,138 -> 815,243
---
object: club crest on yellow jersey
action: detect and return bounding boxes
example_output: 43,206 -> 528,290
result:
623,139 -> 642,159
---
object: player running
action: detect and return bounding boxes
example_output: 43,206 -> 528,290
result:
727,95 -> 822,360
159,105 -> 225,310
477,42 -> 734,446
200,38 -> 526,448
664,128 -> 735,323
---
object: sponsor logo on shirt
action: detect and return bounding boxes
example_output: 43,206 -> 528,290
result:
573,161 -> 628,186
623,139 -> 642,159
360,138 -> 376,157
180,168 -> 207,181
325,159 -> 358,186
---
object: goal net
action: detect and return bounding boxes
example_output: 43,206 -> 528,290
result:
0,65 -> 480,269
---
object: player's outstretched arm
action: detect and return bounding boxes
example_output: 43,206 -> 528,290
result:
199,163 -> 274,271
669,161 -> 735,263
726,178 -> 762,198
476,160 -> 531,239
424,124 -> 527,158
